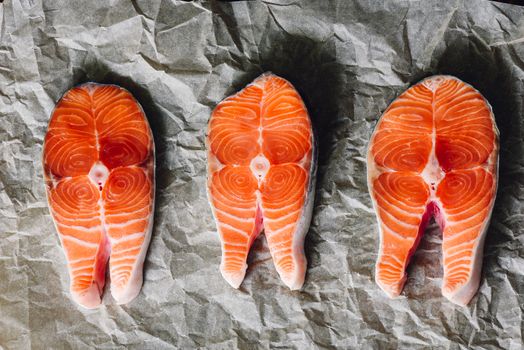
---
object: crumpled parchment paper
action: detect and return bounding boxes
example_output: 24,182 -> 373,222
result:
1,0 -> 523,348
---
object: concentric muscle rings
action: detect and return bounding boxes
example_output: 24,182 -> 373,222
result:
100,137 -> 149,169
44,84 -> 153,179
262,165 -> 307,203
379,140 -> 430,171
45,136 -> 96,177
213,166 -> 258,201
51,177 -> 99,214
376,173 -> 429,207
437,170 -> 492,207
103,167 -> 150,207
263,132 -> 309,164
211,133 -> 259,165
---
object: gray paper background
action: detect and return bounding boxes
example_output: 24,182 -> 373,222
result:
1,0 -> 523,349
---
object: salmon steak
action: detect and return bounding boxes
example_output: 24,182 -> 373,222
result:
206,73 -> 317,290
43,83 -> 155,308
367,75 -> 499,305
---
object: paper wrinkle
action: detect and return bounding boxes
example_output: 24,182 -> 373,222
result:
1,0 -> 524,348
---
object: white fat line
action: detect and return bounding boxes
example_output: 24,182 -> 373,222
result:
369,136 -> 404,158
257,128 -> 263,147
111,275 -> 130,283
105,207 -> 150,219
111,273 -> 131,280
378,252 -> 405,266
442,199 -> 493,221
264,104 -> 304,116
378,276 -> 402,284
213,192 -> 256,211
377,274 -> 402,283
257,78 -> 267,147
110,245 -> 141,256
57,223 -> 102,233
267,237 -> 293,249
439,98 -> 485,114
443,204 -> 487,220
255,187 -> 262,215
112,277 -> 130,284
444,263 -> 471,280
109,265 -> 131,281
48,126 -> 92,135
445,218 -> 483,230
212,196 -> 257,212
276,262 -> 294,271
265,222 -> 295,237
111,278 -> 128,285
444,249 -> 473,263
263,119 -> 308,130
444,269 -> 472,279
372,191 -> 423,216
88,92 -> 100,154
105,217 -> 148,229
377,208 -> 420,231
72,272 -> 96,279
375,260 -> 403,273
209,128 -> 246,151
62,235 -> 99,248
218,222 -> 251,238
437,118 -> 488,132
435,91 -> 477,110
444,165 -> 492,173
110,263 -> 133,271
68,256 -> 96,265
257,105 -> 264,147
222,255 -> 246,265
213,207 -> 255,223
262,201 -> 302,214
268,243 -> 293,255
110,269 -> 132,276
444,256 -> 473,269
381,225 -> 415,242
443,239 -> 476,254
444,227 -> 483,245
109,232 -> 145,244
71,264 -> 95,273
222,241 -> 248,248
109,255 -> 136,264
50,209 -> 98,223
99,205 -> 109,252
374,125 -> 429,134
444,266 -> 472,277
210,114 -> 258,122
262,116 -> 307,129
103,111 -> 144,128
263,209 -> 300,223
439,120 -> 489,133
222,246 -> 248,254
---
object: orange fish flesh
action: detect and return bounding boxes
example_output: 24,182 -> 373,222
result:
367,75 -> 499,305
43,83 -> 155,308
207,73 -> 317,290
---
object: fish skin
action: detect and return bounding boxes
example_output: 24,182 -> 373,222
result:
367,75 -> 499,306
206,73 -> 317,290
280,144 -> 317,290
43,83 -> 155,308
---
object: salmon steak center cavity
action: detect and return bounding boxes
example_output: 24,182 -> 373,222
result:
43,83 -> 155,309
367,75 -> 499,306
207,73 -> 317,290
